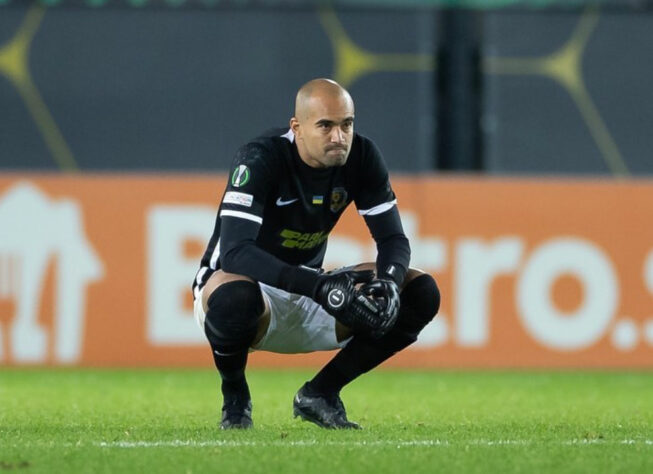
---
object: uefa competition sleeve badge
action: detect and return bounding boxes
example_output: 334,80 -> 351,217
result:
231,165 -> 250,188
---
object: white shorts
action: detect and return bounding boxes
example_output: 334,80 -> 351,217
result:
193,283 -> 350,354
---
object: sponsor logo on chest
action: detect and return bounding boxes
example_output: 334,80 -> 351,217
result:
279,229 -> 328,249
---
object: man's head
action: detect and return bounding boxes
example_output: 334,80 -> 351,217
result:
290,78 -> 355,168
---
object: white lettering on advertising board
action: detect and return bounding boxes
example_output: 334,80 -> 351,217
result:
0,182 -> 103,363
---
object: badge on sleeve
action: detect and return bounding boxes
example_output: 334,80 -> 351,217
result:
231,165 -> 250,188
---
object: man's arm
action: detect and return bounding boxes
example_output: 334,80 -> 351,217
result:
352,136 -> 409,331
356,205 -> 407,333
362,205 -> 410,285
354,136 -> 411,285
219,216 -> 320,296
220,216 -> 384,334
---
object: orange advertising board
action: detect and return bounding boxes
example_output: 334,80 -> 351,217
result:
0,175 -> 651,368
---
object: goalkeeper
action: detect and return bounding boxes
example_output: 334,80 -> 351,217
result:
191,78 -> 440,430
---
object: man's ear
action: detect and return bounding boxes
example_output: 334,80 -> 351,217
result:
290,117 -> 300,137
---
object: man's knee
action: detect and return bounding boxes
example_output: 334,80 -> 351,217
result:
400,272 -> 440,331
376,272 -> 439,350
204,280 -> 264,352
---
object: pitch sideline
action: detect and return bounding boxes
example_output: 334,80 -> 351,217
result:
88,439 -> 653,449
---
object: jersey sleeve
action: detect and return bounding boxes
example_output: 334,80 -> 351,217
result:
364,207 -> 410,285
219,143 -> 273,224
353,138 -> 397,216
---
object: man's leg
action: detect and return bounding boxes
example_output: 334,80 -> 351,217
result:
201,271 -> 269,429
294,265 -> 440,428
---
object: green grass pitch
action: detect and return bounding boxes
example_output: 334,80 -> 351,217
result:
1,369 -> 651,473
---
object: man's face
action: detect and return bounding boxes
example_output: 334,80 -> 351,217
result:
292,94 -> 355,168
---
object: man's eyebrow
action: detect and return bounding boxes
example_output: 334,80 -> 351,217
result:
315,117 -> 355,126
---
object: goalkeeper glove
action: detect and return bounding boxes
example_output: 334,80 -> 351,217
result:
313,270 -> 386,336
360,278 -> 400,337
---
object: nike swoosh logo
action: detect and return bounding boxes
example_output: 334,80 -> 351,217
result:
214,349 -> 239,357
276,197 -> 299,206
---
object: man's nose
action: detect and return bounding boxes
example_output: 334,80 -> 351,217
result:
330,127 -> 344,143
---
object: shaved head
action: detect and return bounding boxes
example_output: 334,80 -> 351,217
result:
290,78 -> 355,168
294,78 -> 354,120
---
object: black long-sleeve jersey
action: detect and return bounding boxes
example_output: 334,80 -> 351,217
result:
192,128 -> 410,300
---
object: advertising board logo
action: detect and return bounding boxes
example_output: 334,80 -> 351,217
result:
324,211 -> 653,355
0,182 -> 103,363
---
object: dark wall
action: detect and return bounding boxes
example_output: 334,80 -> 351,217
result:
1,4 -> 652,175
482,10 -> 653,176
0,6 -> 436,171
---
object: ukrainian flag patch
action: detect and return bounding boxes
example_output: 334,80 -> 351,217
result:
312,195 -> 324,205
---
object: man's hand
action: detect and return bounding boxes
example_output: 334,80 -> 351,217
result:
313,270 -> 375,318
313,270 -> 392,336
360,278 -> 401,337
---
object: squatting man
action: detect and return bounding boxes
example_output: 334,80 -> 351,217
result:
192,78 -> 440,429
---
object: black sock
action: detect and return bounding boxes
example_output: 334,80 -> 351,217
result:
308,337 -> 390,394
211,347 -> 251,402
203,281 -> 264,404
308,274 -> 440,394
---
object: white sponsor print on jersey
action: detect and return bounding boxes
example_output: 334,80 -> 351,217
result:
223,191 -> 254,208
0,182 -> 104,363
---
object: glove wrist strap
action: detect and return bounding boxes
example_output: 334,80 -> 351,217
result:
378,264 -> 405,286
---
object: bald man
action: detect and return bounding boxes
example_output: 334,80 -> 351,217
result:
192,79 -> 440,429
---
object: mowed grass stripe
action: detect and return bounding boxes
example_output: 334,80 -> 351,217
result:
1,369 -> 652,474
